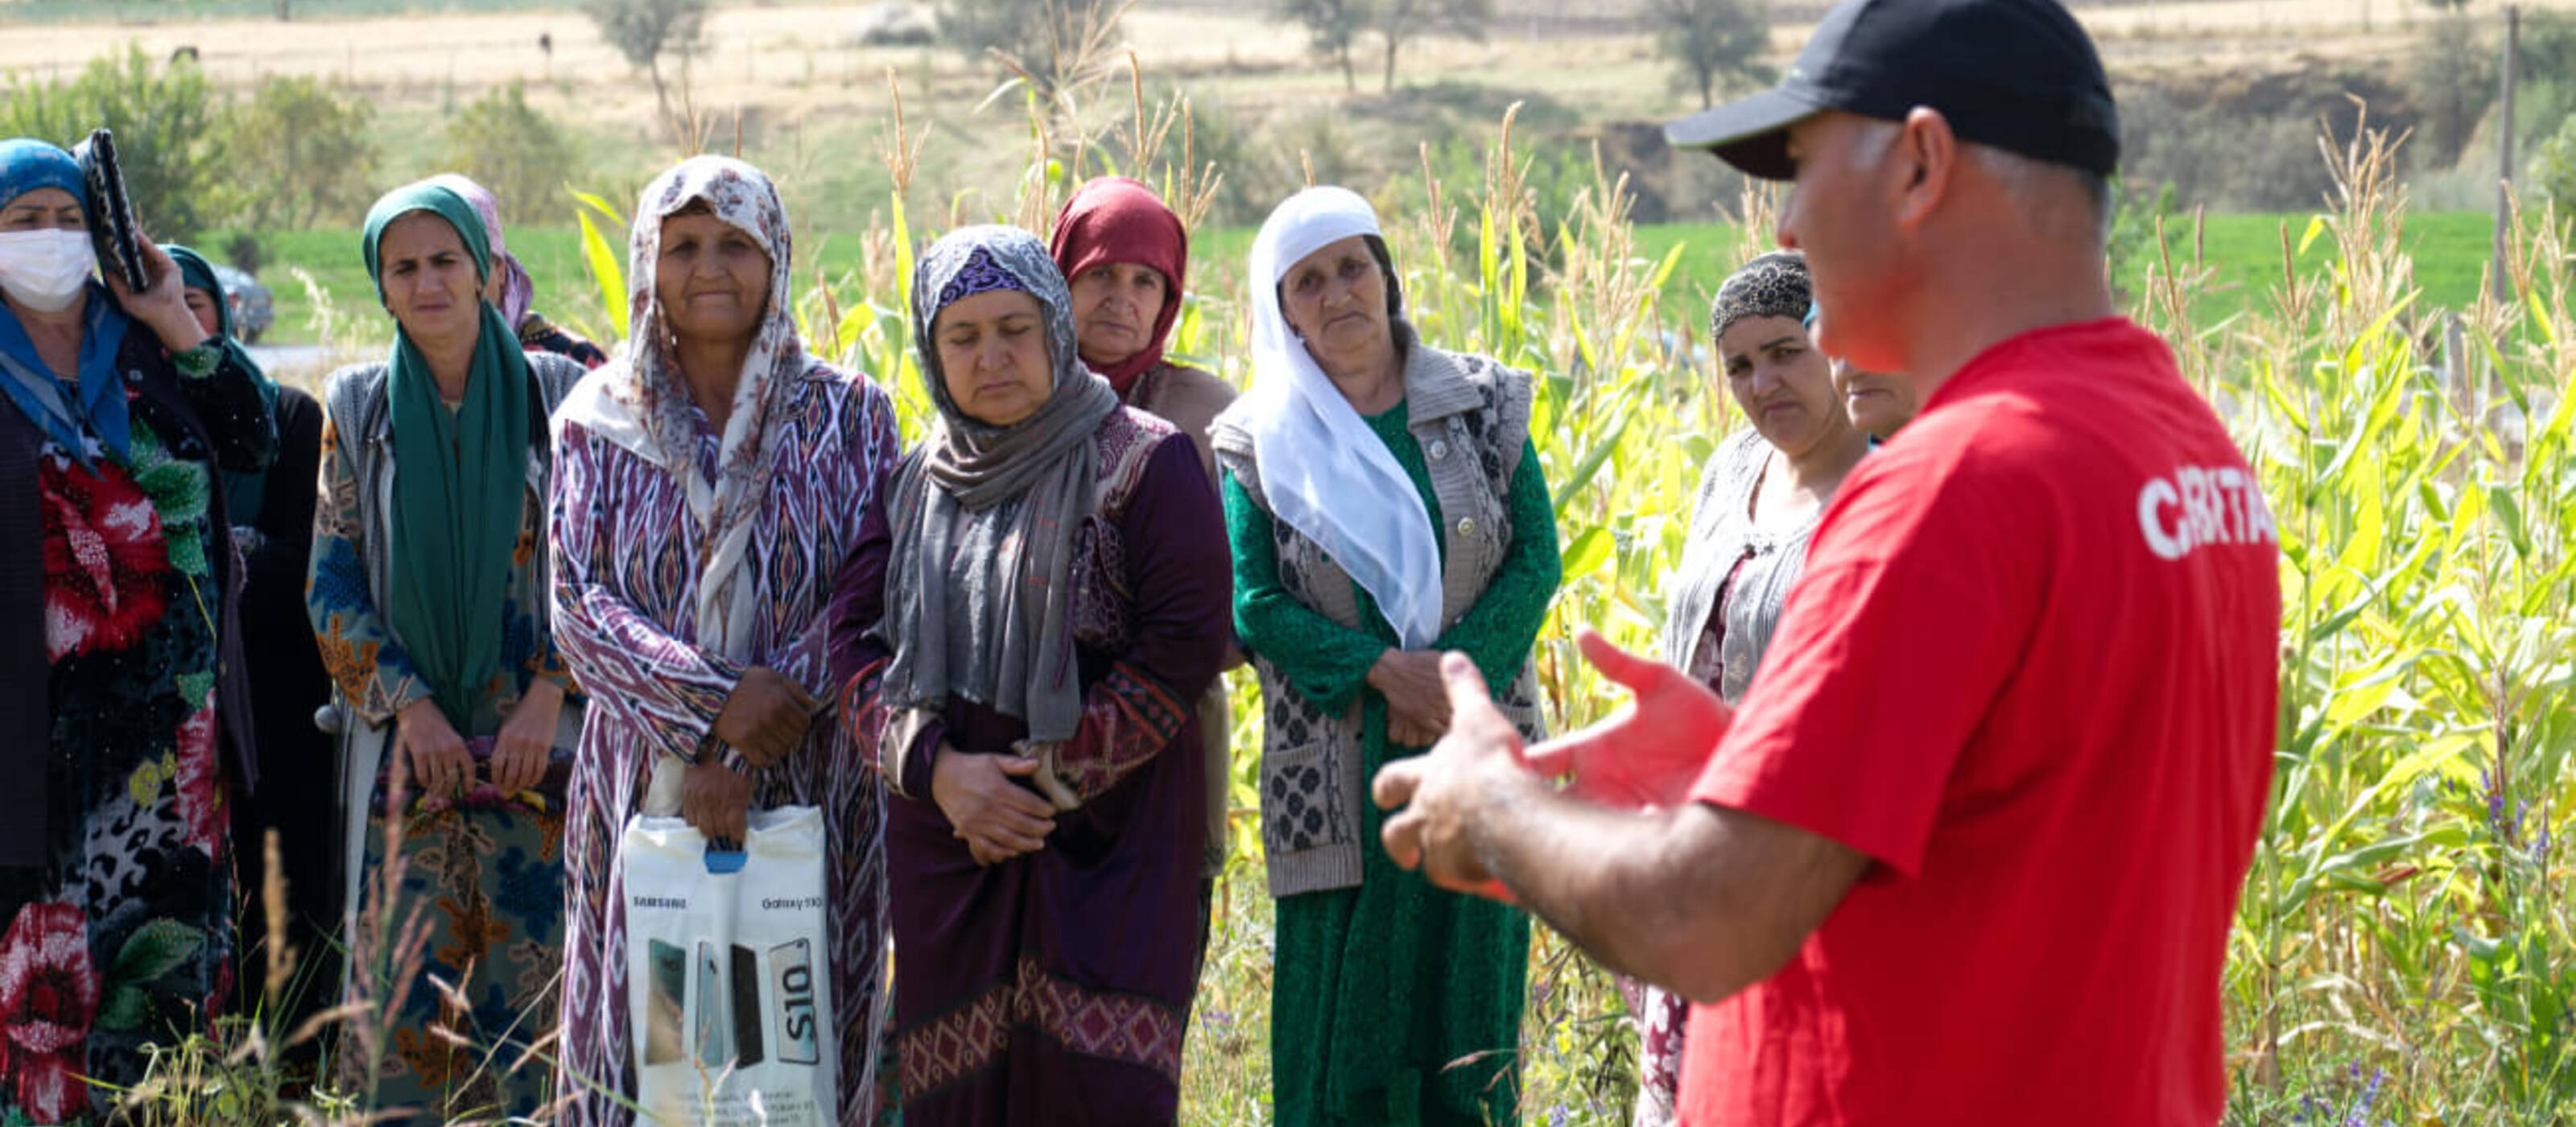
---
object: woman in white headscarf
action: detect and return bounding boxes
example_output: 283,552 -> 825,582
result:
547,155 -> 902,1125
1210,186 -> 1561,1126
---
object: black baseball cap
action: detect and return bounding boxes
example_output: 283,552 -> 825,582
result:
1666,0 -> 2120,181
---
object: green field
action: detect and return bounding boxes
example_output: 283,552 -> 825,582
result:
233,210 -> 2506,354
1634,210 -> 2504,325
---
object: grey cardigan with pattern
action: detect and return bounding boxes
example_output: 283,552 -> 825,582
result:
1213,341 -> 1550,898
1659,427 -> 1825,705
314,352 -> 588,729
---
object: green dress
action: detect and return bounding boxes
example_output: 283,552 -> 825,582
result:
1224,402 -> 1561,1127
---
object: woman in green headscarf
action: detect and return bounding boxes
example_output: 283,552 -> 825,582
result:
167,243 -> 340,1038
304,181 -> 588,1123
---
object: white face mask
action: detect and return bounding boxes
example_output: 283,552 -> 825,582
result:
0,229 -> 97,313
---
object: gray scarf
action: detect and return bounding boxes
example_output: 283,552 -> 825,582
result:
878,226 -> 1119,741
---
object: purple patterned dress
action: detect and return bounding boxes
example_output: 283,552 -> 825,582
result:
547,155 -> 902,1126
550,372 -> 898,1123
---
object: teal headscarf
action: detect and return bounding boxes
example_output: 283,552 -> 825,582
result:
165,244 -> 280,523
360,181 -> 535,734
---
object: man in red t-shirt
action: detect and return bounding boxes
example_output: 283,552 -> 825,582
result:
1371,2 -> 2281,1124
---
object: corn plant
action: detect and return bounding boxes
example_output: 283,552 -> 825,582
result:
2212,122 -> 2575,1126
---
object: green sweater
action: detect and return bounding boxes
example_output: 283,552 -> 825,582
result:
1223,399 -> 1560,745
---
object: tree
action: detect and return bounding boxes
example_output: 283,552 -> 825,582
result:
0,45 -> 232,245
588,0 -> 709,127
1276,0 -> 1487,93
2536,115 -> 2576,235
1371,0 -> 1488,93
937,0 -> 1127,97
232,76 -> 377,230
1278,0 -> 1366,92
2407,14 -> 2494,170
447,84 -> 577,229
2512,11 -> 2576,159
1648,0 -> 1772,109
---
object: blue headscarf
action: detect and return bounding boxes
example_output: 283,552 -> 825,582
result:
0,139 -> 84,209
0,139 -> 131,470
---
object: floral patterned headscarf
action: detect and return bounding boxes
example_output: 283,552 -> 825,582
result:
875,225 -> 1120,744
550,155 -> 817,659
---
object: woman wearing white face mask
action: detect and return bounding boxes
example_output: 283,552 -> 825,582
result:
0,138 -> 276,1125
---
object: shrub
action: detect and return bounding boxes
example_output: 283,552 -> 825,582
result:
2408,14 -> 2496,171
231,75 -> 378,231
2512,11 -> 2576,162
2116,80 -> 2362,211
0,44 -> 233,244
2533,114 -> 2576,233
224,232 -> 264,276
446,83 -> 577,229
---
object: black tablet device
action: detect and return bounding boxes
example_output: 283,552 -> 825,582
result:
69,130 -> 150,295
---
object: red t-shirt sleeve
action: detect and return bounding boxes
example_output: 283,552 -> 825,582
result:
1688,432 -> 2044,878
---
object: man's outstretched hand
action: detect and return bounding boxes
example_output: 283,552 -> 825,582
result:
1373,631 -> 1734,904
1521,628 -> 1732,811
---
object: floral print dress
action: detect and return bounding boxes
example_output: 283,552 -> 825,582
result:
306,355 -> 587,1124
5,416 -> 242,1125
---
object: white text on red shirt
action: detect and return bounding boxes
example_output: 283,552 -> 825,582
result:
2137,464 -> 2277,561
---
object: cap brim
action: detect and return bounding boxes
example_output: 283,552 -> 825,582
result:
1663,86 -> 1827,180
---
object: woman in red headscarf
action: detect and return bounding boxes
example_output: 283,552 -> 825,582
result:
1050,176 -> 1240,963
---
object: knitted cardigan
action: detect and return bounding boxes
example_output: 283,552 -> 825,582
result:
1213,341 -> 1550,898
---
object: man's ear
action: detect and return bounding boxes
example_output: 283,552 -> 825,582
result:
1892,107 -> 1959,236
